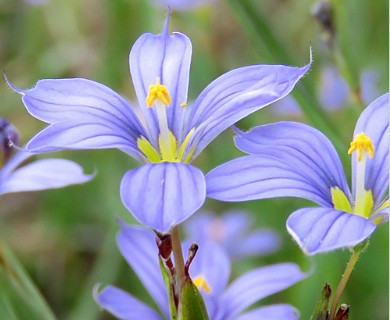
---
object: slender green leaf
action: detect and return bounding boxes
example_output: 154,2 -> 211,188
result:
0,239 -> 57,320
159,256 -> 177,320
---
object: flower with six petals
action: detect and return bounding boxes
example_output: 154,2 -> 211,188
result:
10,13 -> 310,232
206,93 -> 389,254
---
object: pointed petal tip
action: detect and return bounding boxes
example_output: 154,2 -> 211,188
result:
4,72 -> 27,95
92,283 -> 104,303
301,46 -> 313,74
162,9 -> 171,36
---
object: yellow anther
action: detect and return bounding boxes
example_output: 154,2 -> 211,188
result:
193,275 -> 212,294
146,78 -> 171,107
347,132 -> 374,161
180,102 -> 187,107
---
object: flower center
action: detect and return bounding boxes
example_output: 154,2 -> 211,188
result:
193,274 -> 212,294
138,78 -> 195,163
348,132 -> 375,218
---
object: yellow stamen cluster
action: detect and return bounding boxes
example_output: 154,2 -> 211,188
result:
193,275 -> 212,294
146,78 -> 171,107
347,132 -> 374,161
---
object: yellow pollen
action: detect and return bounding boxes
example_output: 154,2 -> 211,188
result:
193,275 -> 211,294
347,132 -> 374,161
180,102 -> 187,107
146,78 -> 172,107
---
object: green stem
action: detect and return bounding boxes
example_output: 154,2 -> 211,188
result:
329,242 -> 367,319
171,226 -> 185,292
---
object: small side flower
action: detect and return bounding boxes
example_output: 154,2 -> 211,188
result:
0,118 -> 93,196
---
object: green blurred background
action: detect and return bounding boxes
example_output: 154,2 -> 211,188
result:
0,0 -> 388,319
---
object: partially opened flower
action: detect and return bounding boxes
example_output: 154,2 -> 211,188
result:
206,93 -> 389,254
10,13 -> 310,233
95,220 -> 307,320
184,210 -> 281,259
0,118 -> 92,196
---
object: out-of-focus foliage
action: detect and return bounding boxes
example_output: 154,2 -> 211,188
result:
0,0 -> 388,319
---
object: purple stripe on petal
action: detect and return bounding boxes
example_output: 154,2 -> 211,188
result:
15,78 -> 143,131
218,263 -> 307,320
234,121 -> 351,201
11,78 -> 145,157
95,285 -> 162,320
120,163 -> 206,232
0,156 -> 93,195
236,304 -> 300,320
352,93 -> 389,208
186,60 -> 311,159
116,222 -> 169,318
286,207 -> 376,255
26,121 -> 143,161
206,155 -> 334,207
129,14 -> 192,144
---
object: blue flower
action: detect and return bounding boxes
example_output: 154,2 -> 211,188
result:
95,220 -> 307,320
184,210 -> 281,259
206,93 -> 389,254
10,14 -> 310,232
0,118 -> 92,195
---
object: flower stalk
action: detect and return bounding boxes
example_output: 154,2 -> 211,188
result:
329,240 -> 368,319
171,226 -> 186,294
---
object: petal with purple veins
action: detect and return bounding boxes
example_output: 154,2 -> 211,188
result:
206,155 -> 337,207
286,207 -> 376,255
218,263 -> 307,320
186,60 -> 311,160
10,78 -> 145,157
351,93 -> 389,208
120,163 -> 206,232
129,14 -> 192,143
235,121 -> 350,201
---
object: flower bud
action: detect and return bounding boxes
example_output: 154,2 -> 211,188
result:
0,118 -> 19,164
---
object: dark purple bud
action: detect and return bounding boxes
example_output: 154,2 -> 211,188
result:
311,0 -> 335,46
0,118 -> 19,163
